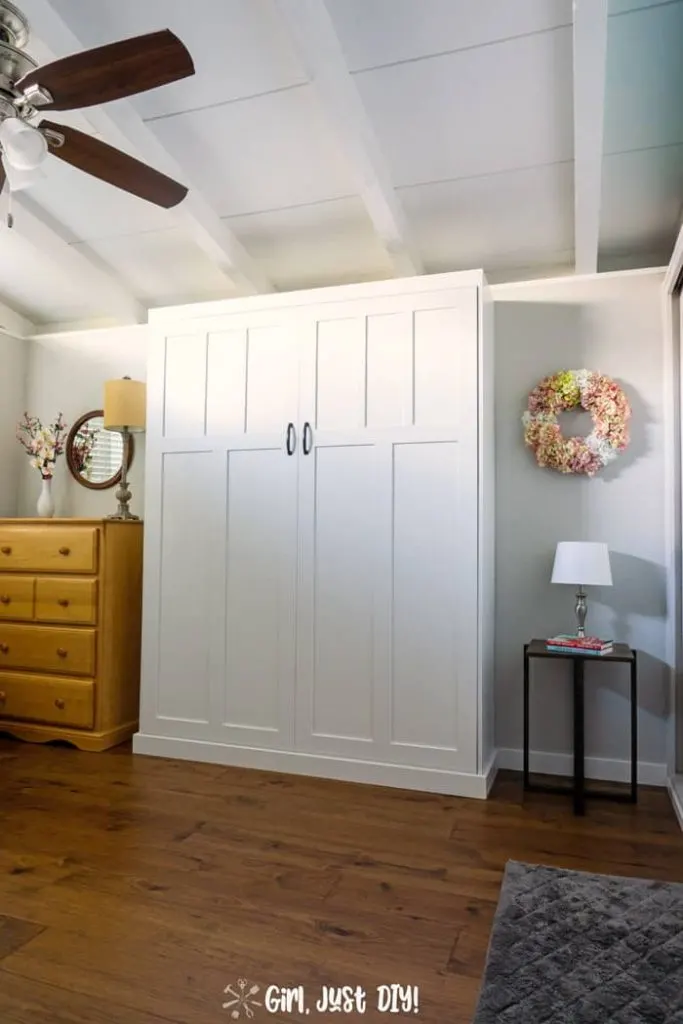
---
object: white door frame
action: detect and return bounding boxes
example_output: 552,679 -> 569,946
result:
663,220 -> 683,828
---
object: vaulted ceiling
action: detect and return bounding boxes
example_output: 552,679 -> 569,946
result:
0,0 -> 681,332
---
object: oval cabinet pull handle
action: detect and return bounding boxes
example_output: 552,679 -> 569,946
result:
54,698 -> 66,711
0,643 -> 9,654
0,691 -> 5,704
58,598 -> 69,608
286,422 -> 296,456
1,546 -> 11,555
58,546 -> 70,556
57,648 -> 68,658
0,595 -> 10,605
303,422 -> 313,455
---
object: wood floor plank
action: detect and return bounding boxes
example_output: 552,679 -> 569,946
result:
0,916 -> 44,960
0,972 -> 176,1024
1,739 -> 682,1024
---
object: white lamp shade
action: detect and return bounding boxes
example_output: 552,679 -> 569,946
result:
103,378 -> 146,432
551,541 -> 612,586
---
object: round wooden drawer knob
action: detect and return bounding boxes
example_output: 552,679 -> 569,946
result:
58,547 -> 70,556
57,599 -> 70,608
1,546 -> 11,555
0,596 -> 10,605
57,648 -> 68,658
0,644 -> 9,654
54,698 -> 66,711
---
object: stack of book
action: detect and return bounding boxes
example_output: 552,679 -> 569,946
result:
546,634 -> 614,655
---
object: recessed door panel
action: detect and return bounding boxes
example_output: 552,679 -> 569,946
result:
221,445 -> 298,747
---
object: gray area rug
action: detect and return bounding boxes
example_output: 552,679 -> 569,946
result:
473,861 -> 683,1023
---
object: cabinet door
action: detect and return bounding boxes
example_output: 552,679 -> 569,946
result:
145,320 -> 301,749
213,436 -> 299,750
295,291 -> 479,773
143,448 -> 222,739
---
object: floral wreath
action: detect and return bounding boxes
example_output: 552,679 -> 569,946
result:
522,370 -> 631,476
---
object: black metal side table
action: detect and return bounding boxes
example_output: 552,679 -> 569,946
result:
523,639 -> 638,816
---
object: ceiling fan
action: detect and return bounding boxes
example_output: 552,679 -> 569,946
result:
0,0 -> 195,211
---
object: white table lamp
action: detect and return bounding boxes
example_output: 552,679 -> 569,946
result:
551,541 -> 612,637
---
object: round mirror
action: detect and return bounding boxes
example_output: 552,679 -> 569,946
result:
66,410 -> 134,490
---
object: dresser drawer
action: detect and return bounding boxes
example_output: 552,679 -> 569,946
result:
0,577 -> 34,621
0,526 -> 99,574
0,673 -> 94,729
35,578 -> 97,626
0,624 -> 96,677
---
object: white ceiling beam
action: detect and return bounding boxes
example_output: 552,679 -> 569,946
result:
273,0 -> 423,278
22,0 -> 272,295
11,194 -> 147,323
572,0 -> 609,275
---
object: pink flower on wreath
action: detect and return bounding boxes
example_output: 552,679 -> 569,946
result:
583,375 -> 631,449
564,439 -> 603,477
522,369 -> 631,476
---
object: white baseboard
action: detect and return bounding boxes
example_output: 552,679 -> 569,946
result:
496,747 -> 667,787
483,749 -> 499,794
133,732 -> 494,799
668,776 -> 683,831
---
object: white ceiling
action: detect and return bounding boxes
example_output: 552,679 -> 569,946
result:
0,0 -> 680,329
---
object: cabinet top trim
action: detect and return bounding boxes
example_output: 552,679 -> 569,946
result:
0,518 -> 143,527
149,269 -> 487,326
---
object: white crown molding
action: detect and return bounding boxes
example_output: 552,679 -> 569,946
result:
490,266 -> 667,294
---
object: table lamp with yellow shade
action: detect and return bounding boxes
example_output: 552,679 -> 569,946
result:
103,376 -> 146,520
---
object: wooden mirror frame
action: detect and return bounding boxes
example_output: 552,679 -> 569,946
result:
66,409 -> 134,491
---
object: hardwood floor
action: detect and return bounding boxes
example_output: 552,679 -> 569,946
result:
1,738 -> 682,1024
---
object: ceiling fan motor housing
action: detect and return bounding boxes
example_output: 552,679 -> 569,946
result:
0,42 -> 36,92
0,0 -> 29,47
0,1 -> 34,102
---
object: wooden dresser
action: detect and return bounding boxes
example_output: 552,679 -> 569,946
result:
0,518 -> 143,751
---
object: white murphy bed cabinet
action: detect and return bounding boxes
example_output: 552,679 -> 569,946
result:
134,270 -> 495,798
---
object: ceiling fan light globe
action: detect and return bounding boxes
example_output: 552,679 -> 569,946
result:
0,116 -> 47,170
3,157 -> 45,191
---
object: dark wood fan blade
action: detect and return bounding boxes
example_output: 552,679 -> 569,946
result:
17,30 -> 194,111
41,121 -> 188,208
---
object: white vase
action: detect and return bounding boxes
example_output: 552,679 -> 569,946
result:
36,476 -> 55,518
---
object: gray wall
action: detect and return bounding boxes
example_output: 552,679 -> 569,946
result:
0,332 -> 28,517
19,325 -> 149,519
492,270 -> 668,770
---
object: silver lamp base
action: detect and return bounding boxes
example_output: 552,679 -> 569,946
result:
106,428 -> 139,521
574,586 -> 587,637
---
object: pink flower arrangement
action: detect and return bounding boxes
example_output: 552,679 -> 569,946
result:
16,412 -> 68,479
522,370 -> 630,477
